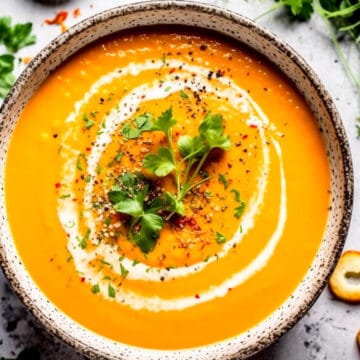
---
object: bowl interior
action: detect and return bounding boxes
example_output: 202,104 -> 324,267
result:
0,1 -> 353,359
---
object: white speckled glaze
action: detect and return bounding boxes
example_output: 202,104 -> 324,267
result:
0,1 -> 353,359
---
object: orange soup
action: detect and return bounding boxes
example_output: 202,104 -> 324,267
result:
5,29 -> 330,349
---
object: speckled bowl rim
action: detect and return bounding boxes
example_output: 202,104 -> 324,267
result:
0,1 -> 353,359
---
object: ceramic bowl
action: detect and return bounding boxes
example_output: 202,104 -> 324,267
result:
0,1 -> 353,359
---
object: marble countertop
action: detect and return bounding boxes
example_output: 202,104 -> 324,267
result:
0,0 -> 359,359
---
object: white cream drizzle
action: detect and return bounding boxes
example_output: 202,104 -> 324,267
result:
57,60 -> 287,311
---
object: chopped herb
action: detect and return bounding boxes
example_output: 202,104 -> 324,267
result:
132,259 -> 140,266
204,191 -> 213,198
115,151 -> 123,162
84,175 -> 91,183
180,90 -> 189,99
108,283 -> 116,298
164,86 -> 171,92
110,109 -> 233,253
120,263 -> 129,278
90,111 -> 97,118
104,217 -> 111,226
218,174 -> 230,189
83,113 -> 95,129
204,255 -> 210,262
119,255 -> 125,262
231,188 -> 241,202
234,202 -> 246,219
97,164 -> 103,175
100,259 -> 111,266
91,283 -> 100,294
78,228 -> 91,249
60,194 -> 71,199
215,232 -> 226,244
161,53 -> 166,64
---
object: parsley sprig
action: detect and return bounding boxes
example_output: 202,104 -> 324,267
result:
0,16 -> 36,98
256,0 -> 360,132
110,108 -> 233,253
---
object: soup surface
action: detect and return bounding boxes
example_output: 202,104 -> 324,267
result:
5,29 -> 330,349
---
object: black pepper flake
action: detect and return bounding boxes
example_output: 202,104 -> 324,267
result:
52,133 -> 58,138
200,44 -> 207,51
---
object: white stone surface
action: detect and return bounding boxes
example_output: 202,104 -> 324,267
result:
0,0 -> 359,359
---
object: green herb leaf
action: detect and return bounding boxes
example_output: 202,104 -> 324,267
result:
199,112 -> 231,151
143,147 -> 175,177
122,123 -> 141,139
91,283 -> 100,294
215,232 -> 226,244
164,191 -> 185,216
83,113 -> 95,129
180,90 -> 189,99
113,197 -> 144,217
134,112 -> 154,131
132,213 -> 164,253
120,263 -> 129,278
231,188 -> 241,202
218,174 -> 230,189
3,22 -> 36,52
108,283 -> 116,298
234,202 -> 246,219
0,54 -> 15,97
149,108 -> 177,134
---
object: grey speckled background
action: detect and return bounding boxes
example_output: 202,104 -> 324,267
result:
1,0 -> 359,359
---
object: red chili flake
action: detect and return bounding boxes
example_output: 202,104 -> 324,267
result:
195,294 -> 200,299
86,147 -> 91,152
73,7 -> 81,18
141,94 -> 146,99
250,124 -> 258,129
228,288 -> 232,291
66,233 -> 70,237
44,10 -> 68,25
55,182 -> 61,189
169,68 -> 176,74
174,216 -> 201,231
81,277 -> 85,283
242,134 -> 248,140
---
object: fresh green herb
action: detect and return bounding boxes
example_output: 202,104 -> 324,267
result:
109,109 -> 235,253
104,217 -> 111,226
356,116 -> 360,139
234,202 -> 246,219
119,255 -> 125,262
83,113 -> 95,129
204,255 -> 210,262
91,283 -> 100,294
180,90 -> 189,99
97,164 -> 103,175
218,173 -> 230,189
0,17 -> 36,98
120,263 -> 129,278
0,54 -> 15,97
132,259 -> 140,266
231,188 -> 241,202
161,53 -> 166,64
78,228 -> 91,249
0,17 -> 36,53
90,111 -> 97,118
115,151 -> 123,162
100,259 -> 111,266
257,0 -> 360,129
108,283 -> 116,298
77,154 -> 85,171
215,231 -> 226,244
109,172 -> 164,253
84,175 -> 91,183
164,86 -> 172,92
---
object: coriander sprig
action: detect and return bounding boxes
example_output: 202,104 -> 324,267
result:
109,108 -> 236,253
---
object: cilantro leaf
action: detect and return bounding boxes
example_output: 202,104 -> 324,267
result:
0,71 -> 14,98
278,0 -> 314,21
0,17 -> 11,43
134,112 -> 154,131
149,107 -> 177,134
3,22 -> 36,52
164,191 -> 185,216
231,189 -> 241,202
199,112 -> 231,151
143,147 -> 175,176
132,213 -> 164,253
122,123 -> 141,140
108,284 -> 116,298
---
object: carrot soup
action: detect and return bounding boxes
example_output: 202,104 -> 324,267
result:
5,28 -> 330,349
